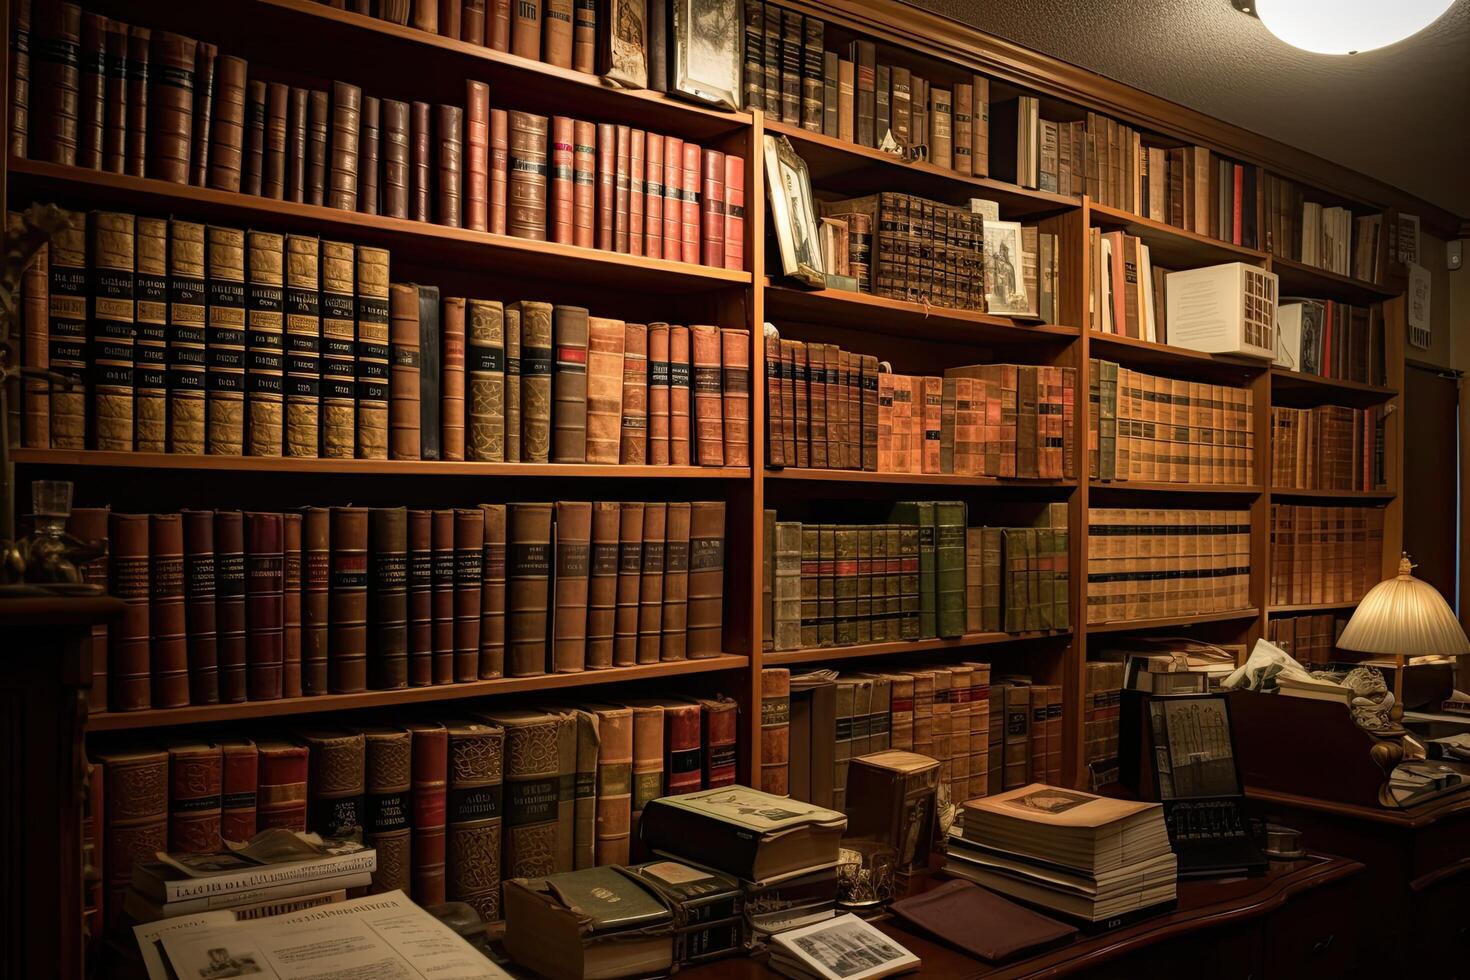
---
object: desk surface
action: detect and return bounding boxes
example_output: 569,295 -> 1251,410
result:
684,855 -> 1361,980
1246,783 -> 1470,828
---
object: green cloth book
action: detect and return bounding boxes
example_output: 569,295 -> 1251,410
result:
935,501 -> 967,638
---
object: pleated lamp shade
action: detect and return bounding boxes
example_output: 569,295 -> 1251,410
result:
1336,554 -> 1470,657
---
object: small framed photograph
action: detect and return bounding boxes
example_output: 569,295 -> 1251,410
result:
600,0 -> 648,90
983,219 -> 1028,315
763,134 -> 826,288
670,0 -> 742,110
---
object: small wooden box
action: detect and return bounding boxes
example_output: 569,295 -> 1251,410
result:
844,750 -> 941,871
1165,262 -> 1278,360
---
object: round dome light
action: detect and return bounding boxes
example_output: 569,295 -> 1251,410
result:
1254,0 -> 1456,54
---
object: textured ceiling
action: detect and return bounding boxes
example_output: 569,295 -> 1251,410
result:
905,0 -> 1470,220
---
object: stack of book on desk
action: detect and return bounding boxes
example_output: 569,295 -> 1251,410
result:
945,784 -> 1176,926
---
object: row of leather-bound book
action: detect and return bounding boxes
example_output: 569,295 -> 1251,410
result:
1268,503 -> 1385,608
67,500 -> 726,713
89,697 -> 739,929
15,3 -> 745,268
1270,404 -> 1387,492
16,208 -> 751,465
1085,508 -> 1253,625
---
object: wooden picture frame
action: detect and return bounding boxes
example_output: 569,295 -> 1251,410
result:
670,0 -> 742,110
763,134 -> 826,288
600,0 -> 649,90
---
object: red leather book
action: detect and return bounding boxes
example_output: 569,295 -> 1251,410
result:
636,502 -> 666,664
148,32 -> 197,184
573,0 -> 596,72
462,0 -> 487,43
479,503 -> 508,678
356,94 -> 380,213
699,696 -> 739,787
661,701 -> 704,796
512,0 -> 541,58
444,720 -> 505,918
306,89 -> 329,206
242,78 -> 266,195
10,0 -> 33,160
647,323 -> 670,466
96,747 -> 168,927
489,0 -> 512,49
76,12 -> 104,169
102,17 -> 127,173
550,115 -> 576,244
643,133 -> 664,258
214,510 -> 247,703
669,325 -> 692,465
357,726 -> 412,893
301,506 -> 330,695
282,511 -> 302,698
613,501 -> 644,666
302,729 -> 365,838
595,122 -> 615,251
439,0 -> 462,40
68,507 -> 111,712
690,324 -> 725,466
108,512 -> 150,711
207,54 -> 247,192
125,26 -> 150,178
327,81 -> 362,210
166,741 -> 222,853
587,501 -> 620,669
686,500 -> 725,657
245,512 -> 284,701
149,513 -> 190,708
407,509 -> 434,686
370,507 -> 409,690
700,149 -> 725,267
721,327 -> 750,467
436,103 -> 464,227
558,118 -> 589,247
408,721 -> 448,905
431,508 -> 455,684
256,737 -> 308,831
410,99 -> 432,220
454,507 -> 485,682
661,136 -> 683,260
614,124 -> 631,252
464,81 -> 489,231
489,107 -> 509,234
619,322 -> 648,464
629,128 -> 645,256
381,98 -> 410,218
660,501 -> 690,661
680,141 -> 701,264
218,736 -> 258,842
441,295 -> 466,460
329,506 -> 369,694
723,154 -> 744,271
190,42 -> 217,187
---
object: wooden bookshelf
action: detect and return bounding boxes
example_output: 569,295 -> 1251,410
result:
1269,367 -> 1398,406
1090,481 -> 1263,496
1088,331 -> 1270,382
768,467 -> 1074,489
1269,488 -> 1396,501
1088,201 -> 1269,269
1268,602 -> 1362,614
1085,609 -> 1262,634
764,631 -> 1068,667
1270,255 -> 1400,305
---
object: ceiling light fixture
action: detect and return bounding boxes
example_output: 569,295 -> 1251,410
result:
1231,0 -> 1456,55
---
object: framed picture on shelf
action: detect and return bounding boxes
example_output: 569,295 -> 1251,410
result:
600,0 -> 648,90
670,0 -> 742,110
983,219 -> 1028,315
763,135 -> 826,289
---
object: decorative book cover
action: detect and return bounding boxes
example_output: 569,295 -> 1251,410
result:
302,730 -> 366,839
359,726 -> 412,894
243,231 -> 285,457
687,501 -> 726,657
508,111 -> 549,240
97,747 -> 168,927
148,513 -> 189,709
218,736 -> 259,843
699,696 -> 738,789
614,501 -> 645,667
553,305 -> 591,462
440,296 -> 467,461
89,211 -> 134,452
484,709 -> 561,883
661,701 -> 703,796
479,503 -> 508,679
166,741 -> 222,854
408,721 -> 448,904
508,502 -> 554,676
318,240 -> 355,459
553,501 -> 592,673
353,246 -> 390,460
637,502 -> 668,665
132,217 -> 167,452
516,300 -> 554,462
328,506 -> 369,693
504,303 -> 521,461
762,668 -> 791,796
369,507 -> 409,689
444,720 -> 505,920
585,316 -> 626,464
283,235 -> 320,458
255,737 -> 308,831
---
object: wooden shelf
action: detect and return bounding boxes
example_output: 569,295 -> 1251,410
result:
1087,331 -> 1269,382
1269,368 -> 1397,407
763,280 -> 1079,346
763,631 -> 1068,666
1085,608 -> 1260,634
1089,202 -> 1268,269
1268,602 -> 1361,614
1090,480 -> 1263,496
1269,487 -> 1395,501
9,159 -> 750,293
768,467 -> 1075,489
13,448 -> 750,480
1271,255 -> 1400,305
764,118 -> 1078,218
85,655 -> 750,731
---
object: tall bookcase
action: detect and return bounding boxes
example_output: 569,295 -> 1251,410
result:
4,0 -> 1424,797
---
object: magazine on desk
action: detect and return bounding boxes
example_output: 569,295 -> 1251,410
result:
133,890 -> 511,980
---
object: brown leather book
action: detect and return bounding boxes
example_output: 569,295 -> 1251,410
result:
257,82 -> 287,199
327,81 -> 362,210
147,514 -> 188,709
436,103 -> 464,227
134,217 -> 168,454
690,325 -> 724,466
489,108 -> 509,234
242,79 -> 266,196
572,0 -> 596,71
508,502 -> 553,675
214,511 -> 247,703
480,709 -> 560,885
205,224 -> 246,456
180,510 -> 219,705
218,736 -> 258,842
440,295 -> 467,460
647,323 -> 670,465
583,502 -> 620,669
368,507 -> 409,690
283,86 -> 308,202
302,729 -> 365,838
10,0 -> 34,161
762,327 -> 783,468
255,737 -> 308,831
352,94 -> 380,212
508,111 -> 549,240
411,0 -> 439,31
124,26 -> 150,177
89,211 -> 135,453
549,115 -> 575,244
438,0 -> 462,36
306,89 -> 330,206
146,32 -> 196,184
300,506 -> 330,695
66,506 -> 110,710
442,720 -> 504,918
628,128 -> 645,256
636,501 -> 666,664
381,99 -> 410,218
669,325 -> 692,464
354,246 -> 391,460
479,503 -> 508,678
699,695 -> 739,787
245,512 -> 284,701
552,305 -> 590,462
550,501 -> 591,674
464,81 -> 490,231
617,322 -> 648,465
580,317 -> 624,464
206,55 -> 246,192
430,509 -> 455,685
97,747 -> 168,926
466,298 -> 506,461
589,704 -> 631,864
462,0 -> 487,43
281,512 -> 302,698
102,17 -> 127,173
357,727 -> 411,893
613,501 -> 644,667
595,122 -> 615,250
687,500 -> 725,657
613,124 -> 631,252
700,149 -> 725,267
720,327 -> 750,467
45,211 -> 85,450
19,235 -> 49,450
625,703 -> 662,859
245,231 -> 285,457
761,668 -> 791,795
189,42 -> 217,186
166,741 -> 222,853
724,154 -> 745,271
660,700 -> 703,795
680,142 -> 701,264
504,303 -> 521,461
512,0 -> 541,58
489,0 -> 512,49
410,100 -> 431,220
661,137 -> 683,259
319,240 -> 355,458
405,510 -> 434,686
516,300 -> 553,461
643,133 -> 664,258
406,720 -> 447,903
555,709 -> 595,869
542,0 -> 573,67
454,508 -> 485,681
328,506 -> 369,693
387,283 -> 422,460
571,118 -> 596,247
659,501 -> 691,661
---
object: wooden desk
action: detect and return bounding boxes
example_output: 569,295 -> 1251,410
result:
686,855 -> 1362,980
